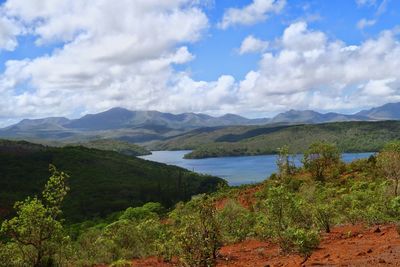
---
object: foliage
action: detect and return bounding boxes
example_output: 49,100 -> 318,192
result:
259,184 -> 318,255
0,165 -> 70,267
76,139 -> 151,156
217,199 -> 255,243
302,142 -> 341,181
376,140 -> 400,196
0,140 -> 226,222
173,196 -> 222,267
334,181 -> 392,225
276,145 -> 297,178
161,121 -> 400,159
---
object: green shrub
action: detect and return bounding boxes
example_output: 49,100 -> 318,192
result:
259,184 -> 319,254
280,227 -> 320,256
173,196 -> 222,267
335,181 -> 391,225
217,199 -> 255,243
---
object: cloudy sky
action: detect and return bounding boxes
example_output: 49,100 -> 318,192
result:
0,0 -> 399,126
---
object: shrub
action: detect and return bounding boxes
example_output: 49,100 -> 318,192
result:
376,141 -> 400,196
334,181 -> 391,225
302,142 -> 341,182
0,165 -> 70,267
260,184 -> 319,254
173,196 -> 222,267
280,227 -> 320,256
217,199 -> 255,243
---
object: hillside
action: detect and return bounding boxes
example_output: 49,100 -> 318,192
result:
0,108 -> 270,143
0,140 -> 225,222
2,102 -> 400,145
152,121 -> 400,158
74,139 -> 151,156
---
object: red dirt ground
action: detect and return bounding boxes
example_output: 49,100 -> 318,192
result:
131,224 -> 400,267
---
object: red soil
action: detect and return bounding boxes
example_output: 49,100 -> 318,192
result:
131,224 -> 400,267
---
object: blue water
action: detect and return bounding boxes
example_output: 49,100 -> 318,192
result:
140,151 -> 374,186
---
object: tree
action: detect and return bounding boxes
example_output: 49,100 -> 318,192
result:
377,141 -> 400,196
302,142 -> 341,182
1,165 -> 70,267
276,145 -> 296,179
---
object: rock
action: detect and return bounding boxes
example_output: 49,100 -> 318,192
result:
373,226 -> 381,233
367,248 -> 373,253
357,234 -> 363,238
379,258 -> 386,263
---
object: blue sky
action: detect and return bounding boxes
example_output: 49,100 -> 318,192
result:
0,0 -> 400,125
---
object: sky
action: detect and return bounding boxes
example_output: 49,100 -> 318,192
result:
0,0 -> 400,126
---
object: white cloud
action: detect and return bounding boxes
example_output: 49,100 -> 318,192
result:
0,15 -> 21,51
0,0 -> 212,120
218,0 -> 285,29
357,18 -> 376,29
236,22 -> 400,114
1,2 -> 400,124
239,35 -> 268,54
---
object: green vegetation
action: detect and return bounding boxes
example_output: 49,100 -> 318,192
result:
152,121 -> 400,158
1,140 -> 400,266
74,139 -> 151,156
0,140 -> 225,223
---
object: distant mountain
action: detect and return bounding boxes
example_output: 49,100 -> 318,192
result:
0,108 -> 269,143
1,102 -> 399,144
64,107 -> 269,131
270,110 -> 369,124
356,102 -> 400,120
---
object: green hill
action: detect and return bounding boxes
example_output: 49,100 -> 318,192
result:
0,140 -> 225,222
75,139 -> 151,156
152,121 -> 400,158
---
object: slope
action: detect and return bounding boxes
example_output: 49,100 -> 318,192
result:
0,140 -> 225,222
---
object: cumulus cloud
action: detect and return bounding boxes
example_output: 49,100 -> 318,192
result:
357,18 -> 376,29
1,1 -> 400,124
0,0 -> 212,120
237,21 -> 400,113
0,14 -> 21,51
239,35 -> 268,54
218,0 -> 285,29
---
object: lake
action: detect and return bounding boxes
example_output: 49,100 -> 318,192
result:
139,151 -> 374,186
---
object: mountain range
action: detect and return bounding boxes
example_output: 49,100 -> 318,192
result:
1,102 -> 400,144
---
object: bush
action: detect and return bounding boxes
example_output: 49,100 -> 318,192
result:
217,199 -> 255,243
334,181 -> 391,225
280,227 -> 320,256
259,184 -> 319,254
173,196 -> 222,267
302,142 -> 341,182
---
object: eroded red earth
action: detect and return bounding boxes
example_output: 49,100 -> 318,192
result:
131,224 -> 400,267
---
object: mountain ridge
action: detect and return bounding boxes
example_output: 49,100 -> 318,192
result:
1,102 -> 400,144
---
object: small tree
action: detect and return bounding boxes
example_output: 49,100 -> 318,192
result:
276,145 -> 296,179
377,141 -> 400,196
1,165 -> 70,267
302,142 -> 341,182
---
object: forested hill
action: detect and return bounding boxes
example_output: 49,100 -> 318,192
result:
0,140 -> 225,222
152,121 -> 400,159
